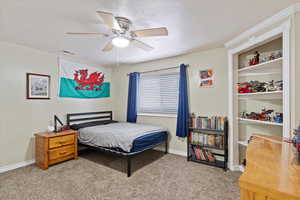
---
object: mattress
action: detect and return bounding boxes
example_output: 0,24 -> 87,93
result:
77,122 -> 167,153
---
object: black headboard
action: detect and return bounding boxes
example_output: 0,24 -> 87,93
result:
66,111 -> 113,126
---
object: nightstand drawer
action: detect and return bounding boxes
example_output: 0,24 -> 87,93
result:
49,145 -> 75,161
49,135 -> 75,149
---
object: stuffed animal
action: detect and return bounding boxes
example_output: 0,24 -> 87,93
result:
292,124 -> 300,165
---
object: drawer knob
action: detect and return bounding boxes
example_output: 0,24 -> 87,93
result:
59,141 -> 66,144
59,152 -> 67,155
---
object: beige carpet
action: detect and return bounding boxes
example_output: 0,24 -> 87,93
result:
0,150 -> 240,200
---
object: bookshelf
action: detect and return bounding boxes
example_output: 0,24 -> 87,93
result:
187,119 -> 228,170
227,21 -> 291,171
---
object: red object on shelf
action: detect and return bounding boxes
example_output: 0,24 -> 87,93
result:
248,51 -> 260,66
193,147 -> 201,160
248,58 -> 259,66
239,87 -> 251,93
238,82 -> 252,94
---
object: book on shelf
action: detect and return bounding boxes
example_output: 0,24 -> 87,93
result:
190,132 -> 224,149
206,151 -> 216,162
189,114 -> 227,131
192,146 -> 216,163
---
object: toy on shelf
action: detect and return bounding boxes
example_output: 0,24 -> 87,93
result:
248,51 -> 260,66
240,50 -> 282,69
273,112 -> 283,123
238,82 -> 251,93
274,80 -> 283,91
238,81 -> 265,93
269,53 -> 275,60
237,80 -> 283,94
264,80 -> 283,92
264,80 -> 276,92
240,108 -> 283,123
292,123 -> 300,165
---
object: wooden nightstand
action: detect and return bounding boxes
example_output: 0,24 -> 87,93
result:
35,130 -> 78,170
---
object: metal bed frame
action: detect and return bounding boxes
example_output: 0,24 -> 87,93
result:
66,111 -> 168,177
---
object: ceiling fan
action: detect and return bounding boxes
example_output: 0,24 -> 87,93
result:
66,11 -> 168,52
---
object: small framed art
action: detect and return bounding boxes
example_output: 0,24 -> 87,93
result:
26,73 -> 51,99
199,69 -> 214,87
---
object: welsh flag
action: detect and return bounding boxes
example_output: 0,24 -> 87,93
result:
59,59 -> 110,98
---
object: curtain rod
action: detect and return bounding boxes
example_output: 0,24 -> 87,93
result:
126,64 -> 189,76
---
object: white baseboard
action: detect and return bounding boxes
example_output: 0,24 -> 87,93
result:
229,165 -> 239,171
155,147 -> 186,157
0,160 -> 35,174
239,165 -> 245,172
168,149 -> 187,157
230,165 -> 244,172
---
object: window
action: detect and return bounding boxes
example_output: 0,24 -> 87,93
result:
138,71 -> 179,115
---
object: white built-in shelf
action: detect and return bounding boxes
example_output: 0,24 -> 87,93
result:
238,57 -> 282,77
238,90 -> 283,100
238,118 -> 283,126
238,141 -> 248,146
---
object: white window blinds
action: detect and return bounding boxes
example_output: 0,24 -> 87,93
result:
138,71 -> 179,114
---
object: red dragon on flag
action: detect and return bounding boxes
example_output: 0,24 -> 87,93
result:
74,69 -> 104,91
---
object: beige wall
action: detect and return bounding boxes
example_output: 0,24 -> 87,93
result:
294,12 -> 300,127
0,42 -> 112,167
112,48 -> 228,153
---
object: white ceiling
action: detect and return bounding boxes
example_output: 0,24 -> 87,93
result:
0,0 -> 299,66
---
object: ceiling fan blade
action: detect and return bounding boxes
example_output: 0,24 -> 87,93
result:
132,27 -> 168,37
131,39 -> 154,51
65,32 -> 109,37
96,11 -> 121,30
102,40 -> 113,52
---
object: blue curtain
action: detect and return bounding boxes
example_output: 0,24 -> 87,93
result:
176,64 -> 189,137
127,72 -> 140,123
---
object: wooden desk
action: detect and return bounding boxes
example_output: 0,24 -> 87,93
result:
239,135 -> 300,200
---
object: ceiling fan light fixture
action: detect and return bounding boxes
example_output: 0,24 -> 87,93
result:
112,36 -> 130,48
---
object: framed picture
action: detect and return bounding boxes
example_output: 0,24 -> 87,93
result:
26,73 -> 50,99
199,69 -> 214,87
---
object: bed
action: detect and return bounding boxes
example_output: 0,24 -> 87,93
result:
67,111 -> 168,177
